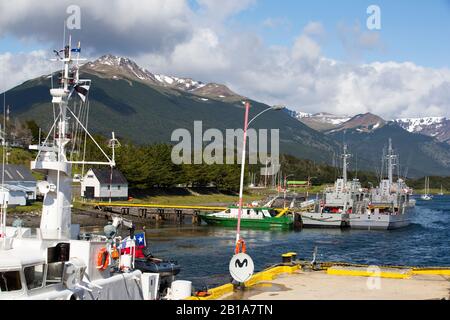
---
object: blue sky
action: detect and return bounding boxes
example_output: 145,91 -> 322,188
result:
229,0 -> 450,68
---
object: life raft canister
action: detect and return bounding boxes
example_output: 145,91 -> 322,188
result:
96,247 -> 110,270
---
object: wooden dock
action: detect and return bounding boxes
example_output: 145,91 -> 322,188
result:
92,202 -> 228,224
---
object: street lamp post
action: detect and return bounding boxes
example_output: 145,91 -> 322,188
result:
235,102 -> 285,246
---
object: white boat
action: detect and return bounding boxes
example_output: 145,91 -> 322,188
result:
421,177 -> 433,201
438,185 -> 444,196
350,139 -> 416,230
0,38 -> 185,300
301,145 -> 366,228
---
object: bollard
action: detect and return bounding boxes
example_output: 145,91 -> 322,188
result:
282,253 -> 293,264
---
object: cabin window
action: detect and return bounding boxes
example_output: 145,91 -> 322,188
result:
87,175 -> 94,179
118,185 -> 121,190
0,271 -> 22,292
247,210 -> 251,215
225,209 -> 231,214
24,265 -> 44,290
269,210 -> 278,217
107,185 -> 111,190
46,262 -> 64,285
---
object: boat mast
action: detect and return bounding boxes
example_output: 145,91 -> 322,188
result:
342,144 -> 351,185
30,37 -> 115,239
30,38 -> 75,239
386,139 -> 397,185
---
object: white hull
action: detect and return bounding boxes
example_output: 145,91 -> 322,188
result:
13,271 -> 144,300
300,212 -> 349,228
349,210 -> 413,230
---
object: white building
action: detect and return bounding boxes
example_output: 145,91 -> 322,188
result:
0,164 -> 37,206
81,168 -> 128,201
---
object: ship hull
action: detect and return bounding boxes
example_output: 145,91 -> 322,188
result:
300,212 -> 350,228
349,210 -> 413,230
198,214 -> 293,230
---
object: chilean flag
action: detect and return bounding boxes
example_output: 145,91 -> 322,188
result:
134,232 -> 146,248
120,232 -> 146,258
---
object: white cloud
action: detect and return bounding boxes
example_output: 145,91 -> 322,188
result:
303,21 -> 325,37
0,51 -> 54,93
262,17 -> 291,30
338,22 -> 385,62
292,35 -> 322,62
0,0 -> 193,55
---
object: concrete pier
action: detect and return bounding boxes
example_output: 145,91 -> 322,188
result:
221,270 -> 450,300
189,263 -> 450,301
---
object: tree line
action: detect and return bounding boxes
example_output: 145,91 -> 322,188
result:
3,120 -> 450,193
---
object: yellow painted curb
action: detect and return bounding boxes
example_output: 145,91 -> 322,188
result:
245,265 -> 300,287
327,267 -> 412,279
186,284 -> 235,300
412,269 -> 450,276
187,265 -> 300,300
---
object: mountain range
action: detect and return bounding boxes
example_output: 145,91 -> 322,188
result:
295,111 -> 450,145
2,54 -> 450,177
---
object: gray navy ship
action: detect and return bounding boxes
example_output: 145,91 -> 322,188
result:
300,145 -> 367,228
349,139 -> 416,230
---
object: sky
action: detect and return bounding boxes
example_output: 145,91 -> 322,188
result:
0,0 -> 449,119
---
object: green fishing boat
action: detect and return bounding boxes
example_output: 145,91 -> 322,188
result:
198,206 -> 293,230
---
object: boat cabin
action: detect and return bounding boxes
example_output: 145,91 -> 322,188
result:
0,241 -> 71,299
214,206 -> 279,219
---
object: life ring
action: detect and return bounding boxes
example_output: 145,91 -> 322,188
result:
96,247 -> 110,270
235,239 -> 247,255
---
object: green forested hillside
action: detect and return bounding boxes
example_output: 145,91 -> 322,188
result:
329,123 -> 450,178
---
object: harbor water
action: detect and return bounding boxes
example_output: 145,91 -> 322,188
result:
140,195 -> 450,289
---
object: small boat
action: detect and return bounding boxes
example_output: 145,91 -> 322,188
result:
199,206 -> 293,230
438,185 -> 444,196
117,232 -> 181,279
421,177 -> 433,201
134,257 -> 181,278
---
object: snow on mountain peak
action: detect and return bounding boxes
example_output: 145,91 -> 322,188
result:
86,54 -> 206,92
394,117 -> 446,133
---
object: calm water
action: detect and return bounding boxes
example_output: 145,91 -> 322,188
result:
143,195 -> 450,289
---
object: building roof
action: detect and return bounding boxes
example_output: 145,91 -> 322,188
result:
90,168 -> 128,185
0,164 -> 36,182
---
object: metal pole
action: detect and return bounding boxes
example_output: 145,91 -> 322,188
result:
236,102 -> 250,244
